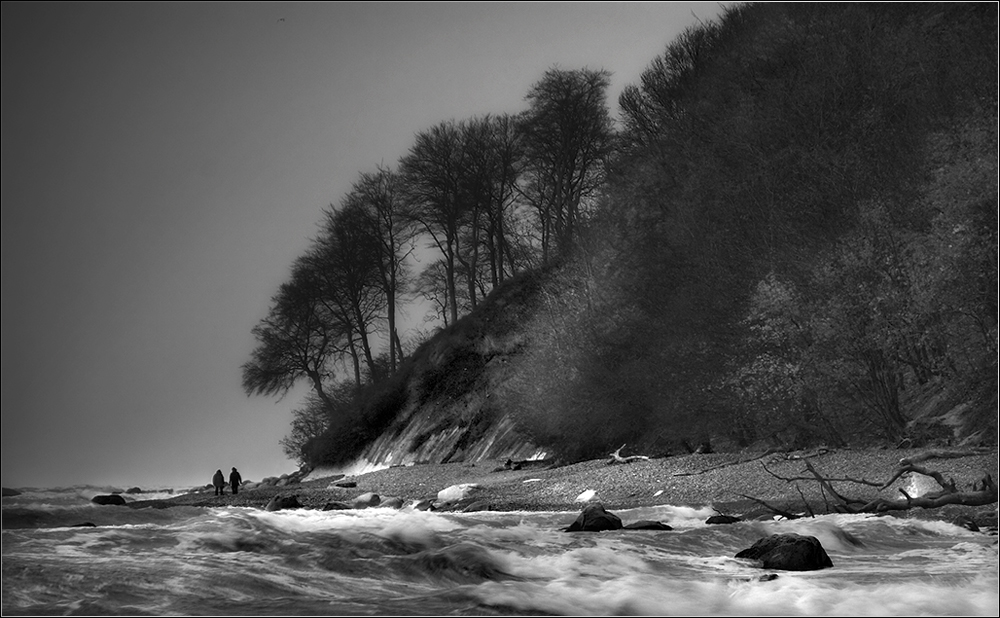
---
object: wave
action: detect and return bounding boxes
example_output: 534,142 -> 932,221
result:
3,505 -> 997,616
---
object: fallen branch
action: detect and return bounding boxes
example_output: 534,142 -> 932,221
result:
897,448 -> 992,466
673,450 -> 774,476
739,494 -> 802,520
760,460 -> 882,488
879,463 -> 956,492
751,449 -> 997,516
607,444 -> 650,465
860,473 -> 997,513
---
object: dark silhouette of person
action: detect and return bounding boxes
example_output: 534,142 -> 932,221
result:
229,467 -> 242,495
212,469 -> 225,496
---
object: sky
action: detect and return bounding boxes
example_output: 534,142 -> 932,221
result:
1,2 -> 727,490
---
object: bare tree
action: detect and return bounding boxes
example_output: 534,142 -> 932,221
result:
461,114 -> 526,290
412,259 -> 453,327
242,257 -> 347,412
399,121 -> 470,325
309,203 -> 384,386
519,67 -> 615,261
347,165 -> 417,373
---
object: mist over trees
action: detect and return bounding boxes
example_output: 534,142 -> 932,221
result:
244,3 -> 997,467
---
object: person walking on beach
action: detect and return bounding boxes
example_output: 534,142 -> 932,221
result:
212,469 -> 225,496
229,467 -> 242,495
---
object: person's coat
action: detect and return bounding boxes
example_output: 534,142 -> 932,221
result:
212,469 -> 225,487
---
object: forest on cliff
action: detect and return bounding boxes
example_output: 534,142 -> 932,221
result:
242,3 -> 998,468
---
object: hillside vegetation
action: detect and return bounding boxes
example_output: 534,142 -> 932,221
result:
248,3 -> 997,470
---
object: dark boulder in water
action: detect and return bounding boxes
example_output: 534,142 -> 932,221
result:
706,515 -> 741,525
71,522 -> 97,527
2,487 -> 21,497
735,533 -> 834,571
91,494 -> 127,506
126,500 -> 174,510
563,503 -> 623,532
264,495 -> 303,512
952,515 -> 980,532
125,487 -> 143,494
623,520 -> 673,531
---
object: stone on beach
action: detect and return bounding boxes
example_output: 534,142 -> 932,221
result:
264,495 -> 303,512
351,492 -> 381,508
433,483 -> 487,511
91,494 -> 127,506
411,498 -> 435,511
437,483 -> 478,502
379,496 -> 404,509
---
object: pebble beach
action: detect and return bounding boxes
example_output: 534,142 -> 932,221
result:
136,447 -> 999,527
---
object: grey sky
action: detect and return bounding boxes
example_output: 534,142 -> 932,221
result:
1,2 -> 726,489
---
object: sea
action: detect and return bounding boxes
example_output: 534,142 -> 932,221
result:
2,486 -> 997,616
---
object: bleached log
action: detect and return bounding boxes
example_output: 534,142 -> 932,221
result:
607,444 -> 650,465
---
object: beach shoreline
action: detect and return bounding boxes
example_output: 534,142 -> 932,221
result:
132,447 -> 999,528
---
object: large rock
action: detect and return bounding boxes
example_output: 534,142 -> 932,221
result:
264,495 -> 303,512
351,492 -> 381,509
437,483 -> 479,503
2,487 -> 21,497
434,483 -> 485,511
379,496 -> 404,509
124,487 -> 143,494
735,533 -> 834,571
563,503 -> 623,532
91,494 -> 127,506
706,515 -> 741,525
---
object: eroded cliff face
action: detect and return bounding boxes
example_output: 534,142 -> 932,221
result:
354,408 -> 543,472
344,273 -> 550,472
326,276 -> 546,475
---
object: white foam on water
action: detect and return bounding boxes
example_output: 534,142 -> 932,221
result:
5,498 -> 998,616
469,571 -> 1000,616
614,504 -> 720,528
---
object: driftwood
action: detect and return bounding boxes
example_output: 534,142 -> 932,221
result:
673,450 -> 777,477
756,448 -> 997,516
607,444 -> 650,465
674,447 -> 832,478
